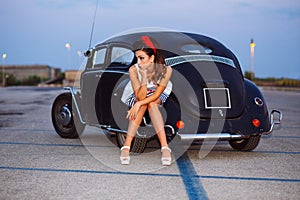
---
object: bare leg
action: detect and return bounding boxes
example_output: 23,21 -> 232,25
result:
148,100 -> 171,158
121,105 -> 147,157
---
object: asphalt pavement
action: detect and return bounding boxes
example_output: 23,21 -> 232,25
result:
0,86 -> 299,200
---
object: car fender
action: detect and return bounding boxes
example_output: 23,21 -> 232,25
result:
243,79 -> 271,132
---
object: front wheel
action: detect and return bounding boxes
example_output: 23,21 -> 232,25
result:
229,135 -> 261,151
51,92 -> 85,138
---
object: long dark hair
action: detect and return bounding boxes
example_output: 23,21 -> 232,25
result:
132,36 -> 166,84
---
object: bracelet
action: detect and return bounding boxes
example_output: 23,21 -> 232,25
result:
141,82 -> 147,86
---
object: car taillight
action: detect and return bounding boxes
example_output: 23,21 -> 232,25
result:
176,120 -> 185,129
252,119 -> 260,127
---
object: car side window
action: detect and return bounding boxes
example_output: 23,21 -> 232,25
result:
93,48 -> 107,68
110,47 -> 134,66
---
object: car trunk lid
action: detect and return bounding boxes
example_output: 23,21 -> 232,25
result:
168,56 -> 245,119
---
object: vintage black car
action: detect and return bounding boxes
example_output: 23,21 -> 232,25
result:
51,31 -> 282,153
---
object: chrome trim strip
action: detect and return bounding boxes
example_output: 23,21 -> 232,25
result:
64,87 -> 87,125
107,127 -> 127,134
106,124 -> 175,138
142,117 -> 152,127
165,55 -> 236,68
178,133 -> 243,140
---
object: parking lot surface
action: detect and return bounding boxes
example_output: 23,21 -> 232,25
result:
0,86 -> 299,199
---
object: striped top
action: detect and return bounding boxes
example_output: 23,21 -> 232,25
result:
121,63 -> 172,107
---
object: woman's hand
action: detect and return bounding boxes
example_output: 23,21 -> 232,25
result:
140,69 -> 147,81
126,101 -> 141,120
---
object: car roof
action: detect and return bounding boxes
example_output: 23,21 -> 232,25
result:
98,31 -> 226,52
95,31 -> 240,68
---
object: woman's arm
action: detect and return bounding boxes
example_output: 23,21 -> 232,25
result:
139,85 -> 166,105
126,66 -> 172,120
129,66 -> 147,100
140,66 -> 172,105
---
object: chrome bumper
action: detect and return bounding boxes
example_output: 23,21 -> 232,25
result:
264,109 -> 283,135
178,109 -> 283,140
178,133 -> 243,141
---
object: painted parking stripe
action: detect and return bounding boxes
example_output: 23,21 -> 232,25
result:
207,149 -> 300,155
271,135 -> 300,139
1,141 -> 300,155
176,153 -> 208,200
0,166 -> 178,178
0,141 -> 108,148
0,128 -> 53,132
200,175 -> 300,183
0,166 -> 299,183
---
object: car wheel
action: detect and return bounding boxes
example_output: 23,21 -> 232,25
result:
229,135 -> 261,151
51,92 -> 85,138
116,132 -> 148,153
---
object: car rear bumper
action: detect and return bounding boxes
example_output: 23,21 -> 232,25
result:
264,110 -> 283,135
177,133 -> 243,141
174,109 -> 282,141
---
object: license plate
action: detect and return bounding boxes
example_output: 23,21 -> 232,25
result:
203,88 -> 231,109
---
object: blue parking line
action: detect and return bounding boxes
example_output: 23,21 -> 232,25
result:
251,150 -> 300,155
1,141 -> 300,155
1,166 -> 299,183
0,166 -> 179,177
176,153 -> 208,200
0,141 -> 83,147
0,141 -> 112,148
0,142 -> 205,198
0,128 -> 53,132
271,135 -> 300,139
209,149 -> 300,155
200,175 -> 300,183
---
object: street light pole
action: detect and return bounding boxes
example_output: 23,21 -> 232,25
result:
250,38 -> 256,75
2,53 -> 7,87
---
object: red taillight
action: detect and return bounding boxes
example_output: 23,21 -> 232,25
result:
176,120 -> 185,129
252,119 -> 260,127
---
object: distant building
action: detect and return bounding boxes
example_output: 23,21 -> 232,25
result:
2,65 -> 60,81
63,70 -> 82,87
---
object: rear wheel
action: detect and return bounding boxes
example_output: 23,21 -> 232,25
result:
51,92 -> 85,138
116,132 -> 148,153
229,135 -> 261,151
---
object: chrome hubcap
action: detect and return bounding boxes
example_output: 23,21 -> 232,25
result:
58,106 -> 72,126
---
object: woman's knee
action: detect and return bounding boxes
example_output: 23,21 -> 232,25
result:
147,101 -> 158,110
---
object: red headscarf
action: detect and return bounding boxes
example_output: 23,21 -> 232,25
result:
141,36 -> 156,54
